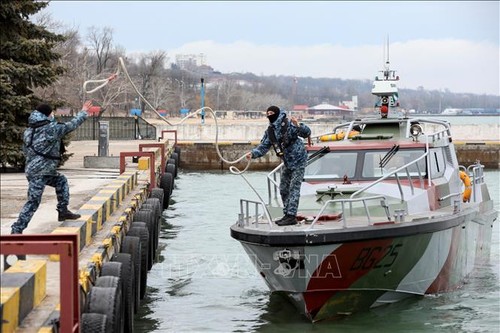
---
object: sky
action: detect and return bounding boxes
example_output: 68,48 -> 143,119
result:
42,1 -> 499,96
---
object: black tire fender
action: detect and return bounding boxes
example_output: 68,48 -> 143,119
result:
111,253 -> 134,333
160,173 -> 173,204
133,210 -> 155,266
127,226 -> 150,298
81,313 -> 106,333
120,236 -> 142,314
161,172 -> 173,195
150,188 -> 165,210
86,286 -> 121,333
166,163 -> 177,179
141,203 -> 160,257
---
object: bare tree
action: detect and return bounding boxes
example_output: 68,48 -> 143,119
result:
231,89 -> 289,111
218,79 -> 239,110
87,26 -> 114,75
83,52 -> 130,117
148,76 -> 171,112
32,14 -> 86,113
135,51 -> 167,115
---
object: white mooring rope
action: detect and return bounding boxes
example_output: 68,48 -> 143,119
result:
82,57 -> 252,174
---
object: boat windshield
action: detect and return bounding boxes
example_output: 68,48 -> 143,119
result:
304,149 -> 426,181
362,149 -> 426,178
305,152 -> 357,179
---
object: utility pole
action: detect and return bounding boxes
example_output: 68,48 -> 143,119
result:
200,78 -> 205,124
292,76 -> 298,110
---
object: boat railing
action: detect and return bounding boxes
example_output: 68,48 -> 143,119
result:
267,163 -> 284,204
306,195 -> 390,230
437,192 -> 462,213
350,151 -> 428,201
238,199 -> 273,228
469,162 -> 485,203
424,126 -> 451,144
460,161 -> 485,203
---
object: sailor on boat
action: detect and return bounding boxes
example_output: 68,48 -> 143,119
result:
246,106 -> 311,226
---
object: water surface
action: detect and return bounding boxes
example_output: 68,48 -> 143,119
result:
136,170 -> 500,332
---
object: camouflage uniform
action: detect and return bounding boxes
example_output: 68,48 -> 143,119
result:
11,109 -> 88,234
250,111 -> 311,216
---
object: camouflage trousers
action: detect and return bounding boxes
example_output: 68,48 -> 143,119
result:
11,173 -> 70,234
279,166 -> 305,216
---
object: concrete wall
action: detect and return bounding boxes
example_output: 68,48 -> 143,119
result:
455,143 -> 499,169
158,122 -> 499,142
177,142 -> 281,171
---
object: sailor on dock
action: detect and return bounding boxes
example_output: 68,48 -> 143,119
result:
11,101 -> 92,234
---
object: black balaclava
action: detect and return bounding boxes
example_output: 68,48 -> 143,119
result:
266,105 -> 280,123
36,104 -> 53,117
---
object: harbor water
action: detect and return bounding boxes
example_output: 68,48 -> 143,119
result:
136,170 -> 499,332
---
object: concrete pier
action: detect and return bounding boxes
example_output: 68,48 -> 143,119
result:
0,139 -> 177,332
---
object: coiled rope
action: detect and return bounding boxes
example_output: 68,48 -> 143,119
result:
82,57 -> 252,174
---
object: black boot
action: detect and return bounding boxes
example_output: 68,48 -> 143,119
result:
276,215 -> 297,226
58,210 -> 81,221
275,215 -> 287,224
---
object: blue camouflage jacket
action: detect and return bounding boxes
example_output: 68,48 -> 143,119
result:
23,110 -> 88,176
251,112 -> 311,169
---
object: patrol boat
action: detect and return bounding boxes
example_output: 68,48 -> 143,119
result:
230,57 -> 498,322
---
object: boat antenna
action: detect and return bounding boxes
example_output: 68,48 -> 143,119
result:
384,35 -> 390,79
386,35 -> 390,64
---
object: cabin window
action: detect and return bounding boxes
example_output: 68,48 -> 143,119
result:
305,152 -> 357,179
429,148 -> 446,178
362,149 -> 426,178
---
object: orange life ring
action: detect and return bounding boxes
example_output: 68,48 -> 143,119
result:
319,130 -> 359,142
459,170 -> 472,202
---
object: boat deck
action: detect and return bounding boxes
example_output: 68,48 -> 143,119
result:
238,205 -> 459,233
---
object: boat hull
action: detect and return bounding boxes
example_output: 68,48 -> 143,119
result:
233,207 -> 496,322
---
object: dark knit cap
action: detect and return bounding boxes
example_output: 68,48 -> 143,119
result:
36,104 -> 53,117
266,105 -> 280,123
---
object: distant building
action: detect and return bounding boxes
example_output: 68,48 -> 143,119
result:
341,96 -> 358,110
441,108 -> 462,115
308,103 -> 356,119
175,53 -> 206,70
293,105 -> 308,112
290,104 -> 308,119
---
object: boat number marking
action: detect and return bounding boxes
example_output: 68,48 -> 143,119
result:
350,244 -> 402,271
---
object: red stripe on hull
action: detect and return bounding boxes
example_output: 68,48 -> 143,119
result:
304,238 -> 393,317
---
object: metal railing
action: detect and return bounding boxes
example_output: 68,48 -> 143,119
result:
238,199 -> 273,228
459,161 -> 485,203
267,163 -> 283,204
306,195 -> 390,229
1,234 -> 80,332
350,151 -> 428,201
57,115 -> 157,140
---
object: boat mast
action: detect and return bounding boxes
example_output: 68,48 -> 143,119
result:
372,37 -> 399,118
